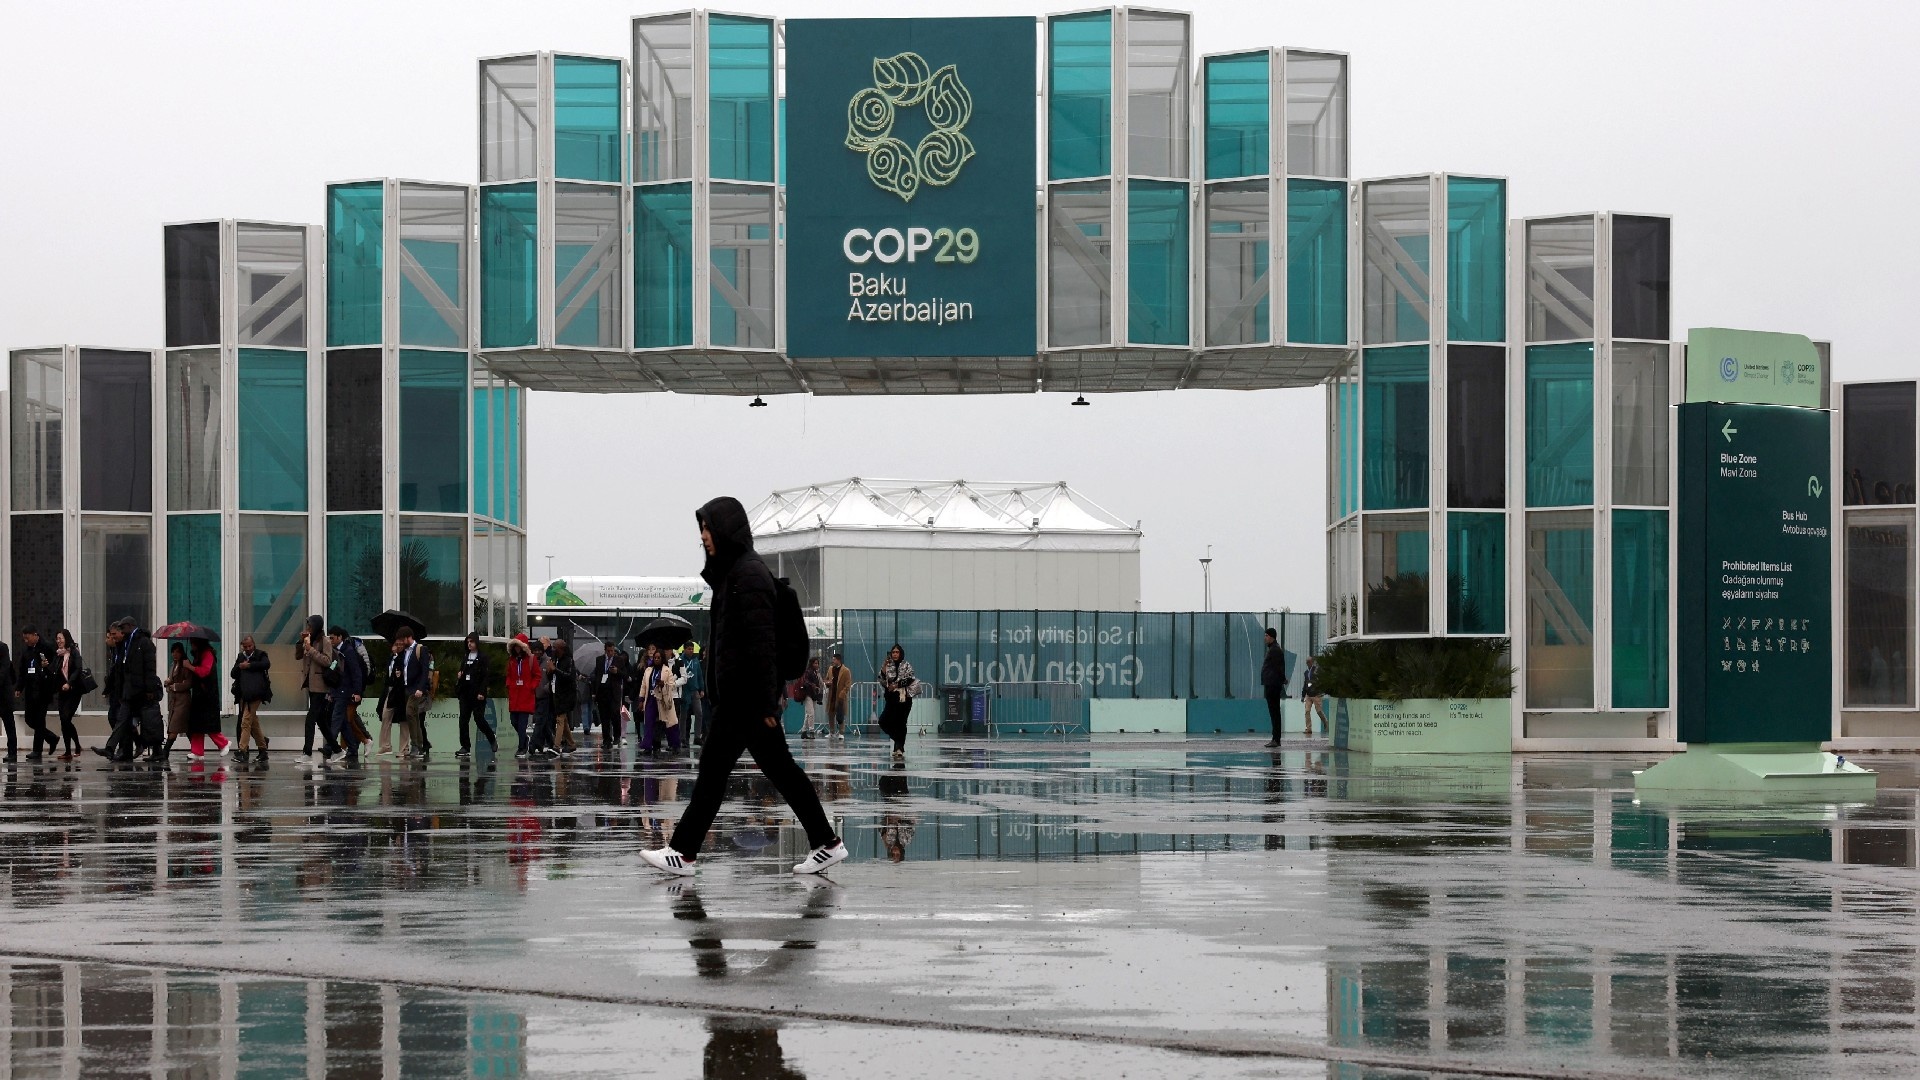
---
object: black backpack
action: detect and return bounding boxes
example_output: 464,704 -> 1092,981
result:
773,577 -> 808,682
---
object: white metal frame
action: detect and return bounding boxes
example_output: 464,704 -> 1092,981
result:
1830,376 -> 1920,749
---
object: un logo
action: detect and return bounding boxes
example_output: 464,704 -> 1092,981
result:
845,52 -> 975,202
1720,356 -> 1738,382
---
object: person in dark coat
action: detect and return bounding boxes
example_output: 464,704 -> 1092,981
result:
1260,627 -> 1290,748
0,641 -> 15,762
118,619 -> 165,761
590,641 -> 629,753
95,624 -> 132,761
455,632 -> 496,758
230,636 -> 272,762
393,627 -> 434,760
328,626 -> 368,764
641,497 -> 845,877
53,629 -> 84,759
546,638 -> 578,755
17,627 -> 57,761
182,639 -> 230,760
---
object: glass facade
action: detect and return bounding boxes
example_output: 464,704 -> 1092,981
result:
1525,510 -> 1594,709
1048,183 -> 1112,347
1846,509 -> 1915,707
1287,179 -> 1347,345
1446,178 -> 1504,342
633,16 -> 694,183
634,184 -> 694,348
1611,216 -> 1670,341
709,186 -> 775,349
1843,383 -> 1915,506
235,225 -> 307,348
1612,343 -> 1669,506
554,56 -> 622,183
325,349 -> 381,513
80,516 -> 152,708
1362,179 -> 1430,345
327,514 -> 384,641
1049,12 -> 1112,181
327,182 -> 383,348
1204,53 -> 1267,181
1204,182 -> 1268,347
1127,180 -> 1189,345
1331,367 -> 1360,521
709,16 -> 775,183
164,223 -> 221,349
400,516 -> 467,637
165,349 -> 220,512
1284,51 -> 1346,178
554,185 -> 623,349
10,350 -> 63,512
1525,217 -> 1595,342
1125,11 -> 1188,178
1364,513 -> 1429,635
236,349 -> 307,513
479,184 -> 539,349
1448,511 -> 1505,635
1612,509 -> 1668,709
238,514 -> 308,706
166,514 -> 220,629
399,351 -> 467,513
1526,343 -> 1595,508
80,350 -> 152,513
11,515 -> 63,643
481,57 -> 540,183
398,184 -> 470,349
1447,345 -> 1505,508
1362,345 -> 1428,511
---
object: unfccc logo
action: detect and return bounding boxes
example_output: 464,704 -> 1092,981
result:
844,52 -> 975,202
1720,356 -> 1738,382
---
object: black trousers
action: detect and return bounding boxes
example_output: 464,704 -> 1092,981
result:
458,697 -> 496,751
0,706 -> 14,756
57,695 -> 80,751
23,698 -> 56,754
1264,691 -> 1284,740
670,711 -> 837,859
878,695 -> 911,751
303,692 -> 338,756
596,694 -> 624,745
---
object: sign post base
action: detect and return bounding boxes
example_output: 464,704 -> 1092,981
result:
1633,742 -> 1876,799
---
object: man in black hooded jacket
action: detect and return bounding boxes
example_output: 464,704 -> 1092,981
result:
642,497 -> 847,876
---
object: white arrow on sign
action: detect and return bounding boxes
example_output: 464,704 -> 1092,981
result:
1721,419 -> 1738,442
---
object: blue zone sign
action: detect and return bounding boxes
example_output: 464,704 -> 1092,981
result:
785,18 -> 1038,358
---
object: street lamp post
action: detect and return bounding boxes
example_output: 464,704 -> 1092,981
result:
1200,546 -> 1213,613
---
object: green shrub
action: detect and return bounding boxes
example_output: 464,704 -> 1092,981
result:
1315,637 -> 1514,702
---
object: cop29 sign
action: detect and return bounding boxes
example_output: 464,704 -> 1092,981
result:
785,18 -> 1037,359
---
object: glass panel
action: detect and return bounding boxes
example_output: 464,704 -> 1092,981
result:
81,516 -> 152,712
473,522 -> 497,637
1525,509 -> 1594,709
165,349 -> 220,512
237,349 -> 307,513
472,381 -> 493,520
506,388 -> 522,527
505,528 -> 525,631
1284,51 -> 1346,178
1047,182 -> 1112,347
1612,343 -> 1670,506
1525,343 -> 1595,508
1447,345 -> 1505,508
238,515 -> 308,707
164,223 -> 220,348
1525,217 -> 1595,342
236,225 -> 308,348
1843,382 -> 1916,506
1203,53 -> 1267,181
709,185 -> 776,349
634,16 -> 695,183
1190,614 -> 1225,698
1331,366 -> 1360,520
1125,11 -> 1188,178
554,184 -> 623,349
10,515 -> 63,648
481,57 -> 540,183
1361,179 -> 1430,345
554,56 -> 622,182
166,514 -> 219,629
81,350 -> 154,513
1204,181 -> 1268,347
1287,179 -> 1347,345
1446,177 -> 1504,342
493,386 -> 511,525
634,183 -> 694,348
1612,509 -> 1668,708
1362,345 -> 1429,511
327,515 -> 385,642
479,184 -> 539,349
10,350 -> 63,512
398,184 -> 470,349
325,349 -> 381,513
1127,180 -> 1188,345
1364,512 -> 1428,635
1448,511 -> 1504,635
1845,509 -> 1915,707
399,351 -> 467,514
1611,216 -> 1670,341
1048,12 -> 1112,181
400,516 -> 467,638
327,182 -> 383,348
709,16 -> 775,183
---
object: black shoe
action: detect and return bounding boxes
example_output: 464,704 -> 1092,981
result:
1264,740 -> 1282,748
455,749 -> 471,760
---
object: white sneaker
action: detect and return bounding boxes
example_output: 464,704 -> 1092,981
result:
641,847 -> 695,876
190,752 -> 204,761
793,841 -> 848,875
219,742 -> 232,757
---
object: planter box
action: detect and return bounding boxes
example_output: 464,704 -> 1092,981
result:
1332,697 -> 1511,754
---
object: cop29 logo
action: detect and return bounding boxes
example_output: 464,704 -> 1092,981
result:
844,52 -> 975,202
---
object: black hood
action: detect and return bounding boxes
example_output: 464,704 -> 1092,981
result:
696,497 -> 756,579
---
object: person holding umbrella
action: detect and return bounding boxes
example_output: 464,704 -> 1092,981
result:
181,638 -> 230,761
640,498 -> 846,877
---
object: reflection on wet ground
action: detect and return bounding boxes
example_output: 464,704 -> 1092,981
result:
0,739 -> 1917,1078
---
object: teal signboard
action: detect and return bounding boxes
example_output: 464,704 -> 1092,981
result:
785,18 -> 1037,358
1676,402 -> 1832,742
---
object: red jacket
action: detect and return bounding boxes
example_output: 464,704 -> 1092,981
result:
506,651 -> 540,713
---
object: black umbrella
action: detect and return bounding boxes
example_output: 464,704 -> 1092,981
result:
634,614 -> 694,652
155,621 -> 220,642
370,608 -> 429,641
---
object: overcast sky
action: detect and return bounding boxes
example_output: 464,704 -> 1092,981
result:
3,1 -> 1914,612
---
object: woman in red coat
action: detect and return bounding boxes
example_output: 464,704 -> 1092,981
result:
505,634 -> 540,760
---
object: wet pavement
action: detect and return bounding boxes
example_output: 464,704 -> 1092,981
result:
1,736 -> 1918,1078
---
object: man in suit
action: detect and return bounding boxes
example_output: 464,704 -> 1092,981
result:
591,642 -> 630,752
17,627 -> 57,760
394,627 -> 434,760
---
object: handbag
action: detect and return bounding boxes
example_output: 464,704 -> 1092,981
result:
75,668 -> 98,696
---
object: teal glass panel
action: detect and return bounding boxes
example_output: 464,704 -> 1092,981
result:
400,516 -> 467,637
1127,180 -> 1189,345
479,184 -> 539,349
634,183 -> 694,348
1364,514 -> 1429,635
166,514 -> 220,628
491,387 -> 509,526
237,349 -> 307,512
505,388 -> 522,527
327,183 -> 383,347
778,96 -> 787,187
1362,345 -> 1429,511
326,514 -> 383,640
472,386 -> 493,519
399,350 -> 467,513
1447,177 -> 1505,341
1336,379 -> 1359,519
1287,179 -> 1347,345
1526,343 -> 1595,507
1447,511 -> 1505,634
1612,509 -> 1668,708
1204,52 -> 1268,180
398,185 -> 468,349
1525,510 -> 1594,708
554,56 -> 622,182
1048,12 -> 1112,180
709,16 -> 775,182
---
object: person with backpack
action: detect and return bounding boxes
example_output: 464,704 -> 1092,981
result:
328,626 -> 369,765
230,635 -> 272,763
641,497 -> 846,877
455,632 -> 497,759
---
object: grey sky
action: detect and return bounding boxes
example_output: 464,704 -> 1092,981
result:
3,1 -> 1913,611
